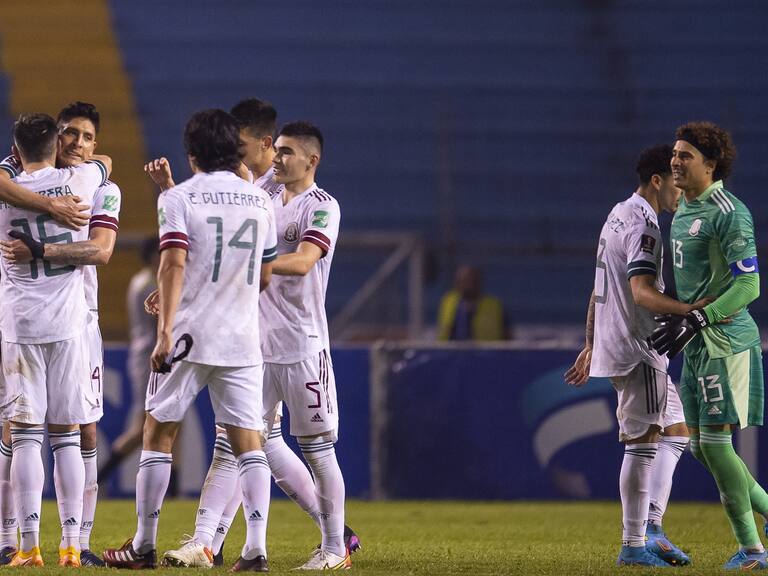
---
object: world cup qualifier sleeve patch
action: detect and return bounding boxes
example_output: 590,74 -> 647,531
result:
641,234 -> 656,254
312,210 -> 329,228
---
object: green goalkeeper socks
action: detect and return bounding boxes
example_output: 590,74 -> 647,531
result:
700,431 -> 761,548
740,459 -> 768,519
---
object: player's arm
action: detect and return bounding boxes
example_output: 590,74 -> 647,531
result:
564,291 -> 595,387
0,170 -> 89,230
629,274 -> 700,315
90,154 -> 113,178
151,247 -> 186,372
260,261 -> 273,291
0,227 -> 116,266
272,241 -> 322,276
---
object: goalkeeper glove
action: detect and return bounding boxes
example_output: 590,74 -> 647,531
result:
650,309 -> 710,359
8,230 -> 44,259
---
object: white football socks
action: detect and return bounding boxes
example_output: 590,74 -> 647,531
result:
11,427 -> 45,552
648,436 -> 688,527
49,431 -> 85,551
620,442 -> 658,547
299,437 -> 346,557
0,440 -> 18,550
237,450 -> 271,560
80,446 -> 98,550
194,433 -> 239,549
133,450 -> 172,554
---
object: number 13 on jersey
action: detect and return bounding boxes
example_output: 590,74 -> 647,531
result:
673,239 -> 684,269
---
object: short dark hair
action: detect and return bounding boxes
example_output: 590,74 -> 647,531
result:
57,101 -> 100,134
183,109 -> 243,173
230,98 -> 277,139
636,144 -> 673,185
675,121 -> 736,181
13,113 -> 59,163
278,121 -> 323,153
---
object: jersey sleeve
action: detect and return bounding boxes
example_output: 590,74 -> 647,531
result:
80,159 -> 109,188
89,182 -> 121,233
714,203 -> 759,277
624,216 -> 662,279
158,189 -> 189,252
262,201 -> 278,263
302,198 -> 340,257
0,154 -> 21,178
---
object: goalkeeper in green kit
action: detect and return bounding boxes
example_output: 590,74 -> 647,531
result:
651,121 -> 768,570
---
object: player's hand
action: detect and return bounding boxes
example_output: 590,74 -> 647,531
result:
144,289 -> 160,318
651,310 -> 711,359
150,331 -> 174,372
0,231 -> 42,263
564,346 -> 592,387
144,157 -> 176,191
48,195 -> 90,230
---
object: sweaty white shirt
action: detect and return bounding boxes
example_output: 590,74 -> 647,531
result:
0,161 -> 107,343
260,183 -> 340,364
590,193 -> 668,377
158,170 -> 277,366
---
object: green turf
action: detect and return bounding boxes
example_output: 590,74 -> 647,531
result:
25,499 -> 754,574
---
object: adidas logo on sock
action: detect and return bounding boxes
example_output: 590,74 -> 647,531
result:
216,526 -> 227,534
63,517 -> 78,526
148,509 -> 161,519
248,510 -> 263,522
310,413 -> 324,423
24,513 -> 39,522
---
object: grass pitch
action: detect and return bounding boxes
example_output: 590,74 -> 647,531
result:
32,499 -> 743,574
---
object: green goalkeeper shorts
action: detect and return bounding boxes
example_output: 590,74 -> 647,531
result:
679,342 -> 763,428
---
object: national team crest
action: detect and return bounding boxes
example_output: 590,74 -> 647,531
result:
284,222 -> 299,243
689,219 -> 702,236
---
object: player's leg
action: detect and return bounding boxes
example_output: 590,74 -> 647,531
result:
103,362 -> 206,568
79,314 -> 105,565
693,345 -> 768,569
286,351 -> 350,570
611,363 -> 669,567
48,423 -> 85,567
79,422 -> 102,565
0,421 -> 18,563
2,340 -> 48,567
211,364 -> 271,572
46,332 -> 97,567
645,377 -> 690,565
162,425 -> 238,568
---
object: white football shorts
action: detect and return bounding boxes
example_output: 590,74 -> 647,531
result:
263,350 -> 339,441
611,362 -> 684,442
146,360 -> 264,431
84,311 -> 104,423
1,332 -> 92,425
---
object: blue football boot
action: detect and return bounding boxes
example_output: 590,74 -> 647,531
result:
724,549 -> 768,570
616,545 -> 671,567
645,524 -> 691,566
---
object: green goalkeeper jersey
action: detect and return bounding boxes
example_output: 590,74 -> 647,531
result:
670,180 -> 760,358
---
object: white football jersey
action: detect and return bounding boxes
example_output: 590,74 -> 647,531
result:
84,180 -> 121,310
260,183 -> 340,364
254,166 -> 284,198
158,170 -> 277,366
590,193 -> 668,377
0,161 -> 107,343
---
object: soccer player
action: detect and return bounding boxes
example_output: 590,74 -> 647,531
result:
145,101 -> 358,569
102,109 -> 277,571
262,121 -> 349,570
0,102 -> 121,567
565,145 -> 709,567
0,113 -> 111,567
650,122 -> 768,570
